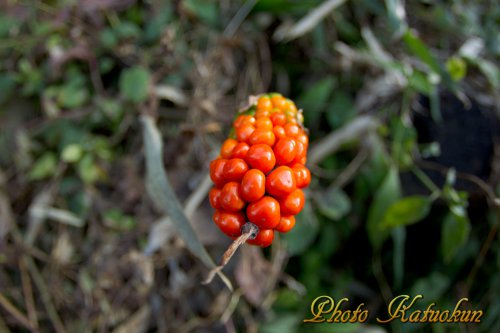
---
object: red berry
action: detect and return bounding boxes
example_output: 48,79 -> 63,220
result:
248,129 -> 276,146
266,166 -> 296,198
213,210 -> 245,237
231,142 -> 250,159
247,229 -> 274,247
274,137 -> 297,166
270,112 -> 287,126
246,144 -> 276,174
284,123 -> 300,137
223,158 -> 249,182
240,169 -> 266,202
220,138 -> 238,159
220,182 -> 245,211
246,196 -> 280,229
209,158 -> 227,187
292,163 -> 311,188
275,215 -> 295,233
279,189 -> 305,215
209,187 -> 222,210
236,123 -> 255,143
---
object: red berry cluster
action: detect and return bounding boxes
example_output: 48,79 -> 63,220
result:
209,94 -> 310,247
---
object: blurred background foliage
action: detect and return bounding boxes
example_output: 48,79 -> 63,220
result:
0,0 -> 499,332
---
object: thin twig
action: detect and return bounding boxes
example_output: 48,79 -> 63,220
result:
332,145 -> 370,188
25,257 -> 66,333
308,115 -> 379,166
203,223 -> 258,285
417,160 -> 500,207
19,258 -> 39,331
0,293 -> 35,331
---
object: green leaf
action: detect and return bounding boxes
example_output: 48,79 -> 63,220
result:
141,115 -> 231,289
77,154 -> 102,184
442,211 -> 471,262
103,208 -> 137,231
382,195 -> 432,228
183,0 -> 218,27
385,0 -> 407,35
314,187 -> 351,220
403,30 -> 441,74
367,165 -> 401,249
260,314 -> 300,333
326,92 -> 356,129
0,74 -> 16,105
119,67 -> 151,103
29,152 -> 57,180
298,77 -> 336,128
61,144 -> 83,163
283,199 -> 319,256
446,57 -> 467,81
392,227 -> 405,290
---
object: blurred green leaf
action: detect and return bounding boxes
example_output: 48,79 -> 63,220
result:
446,57 -> 467,81
304,321 -> 362,333
442,211 -> 471,262
273,289 -> 301,311
119,67 -> 151,103
314,187 -> 351,220
392,227 -> 405,290
61,144 -> 83,163
183,0 -> 218,27
326,92 -> 355,129
403,30 -> 441,75
0,14 -> 17,37
283,199 -> 319,256
382,195 -> 432,228
77,154 -> 102,184
298,77 -> 335,128
57,83 -> 88,109
29,152 -> 57,180
367,165 -> 401,249
408,69 -> 434,95
385,0 -> 407,35
260,314 -> 300,333
0,74 -> 16,105
141,115 -> 231,289
410,272 -> 449,302
103,208 -> 136,231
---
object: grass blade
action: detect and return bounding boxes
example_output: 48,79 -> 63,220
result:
141,115 -> 232,290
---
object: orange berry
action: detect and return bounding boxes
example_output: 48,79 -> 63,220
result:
209,187 -> 222,210
220,182 -> 245,212
246,144 -> 276,174
246,196 -> 281,229
271,95 -> 287,110
236,123 -> 255,143
220,138 -> 238,159
279,189 -> 305,216
257,96 -> 273,112
284,123 -> 300,137
275,215 -> 295,233
273,125 -> 286,139
291,163 -> 311,188
266,166 -> 296,198
209,158 -> 227,187
248,129 -> 276,146
255,117 -> 273,131
270,112 -> 287,126
223,158 -> 249,182
247,229 -> 274,247
274,137 -> 297,166
240,169 -> 266,202
231,142 -> 250,159
213,210 -> 245,237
